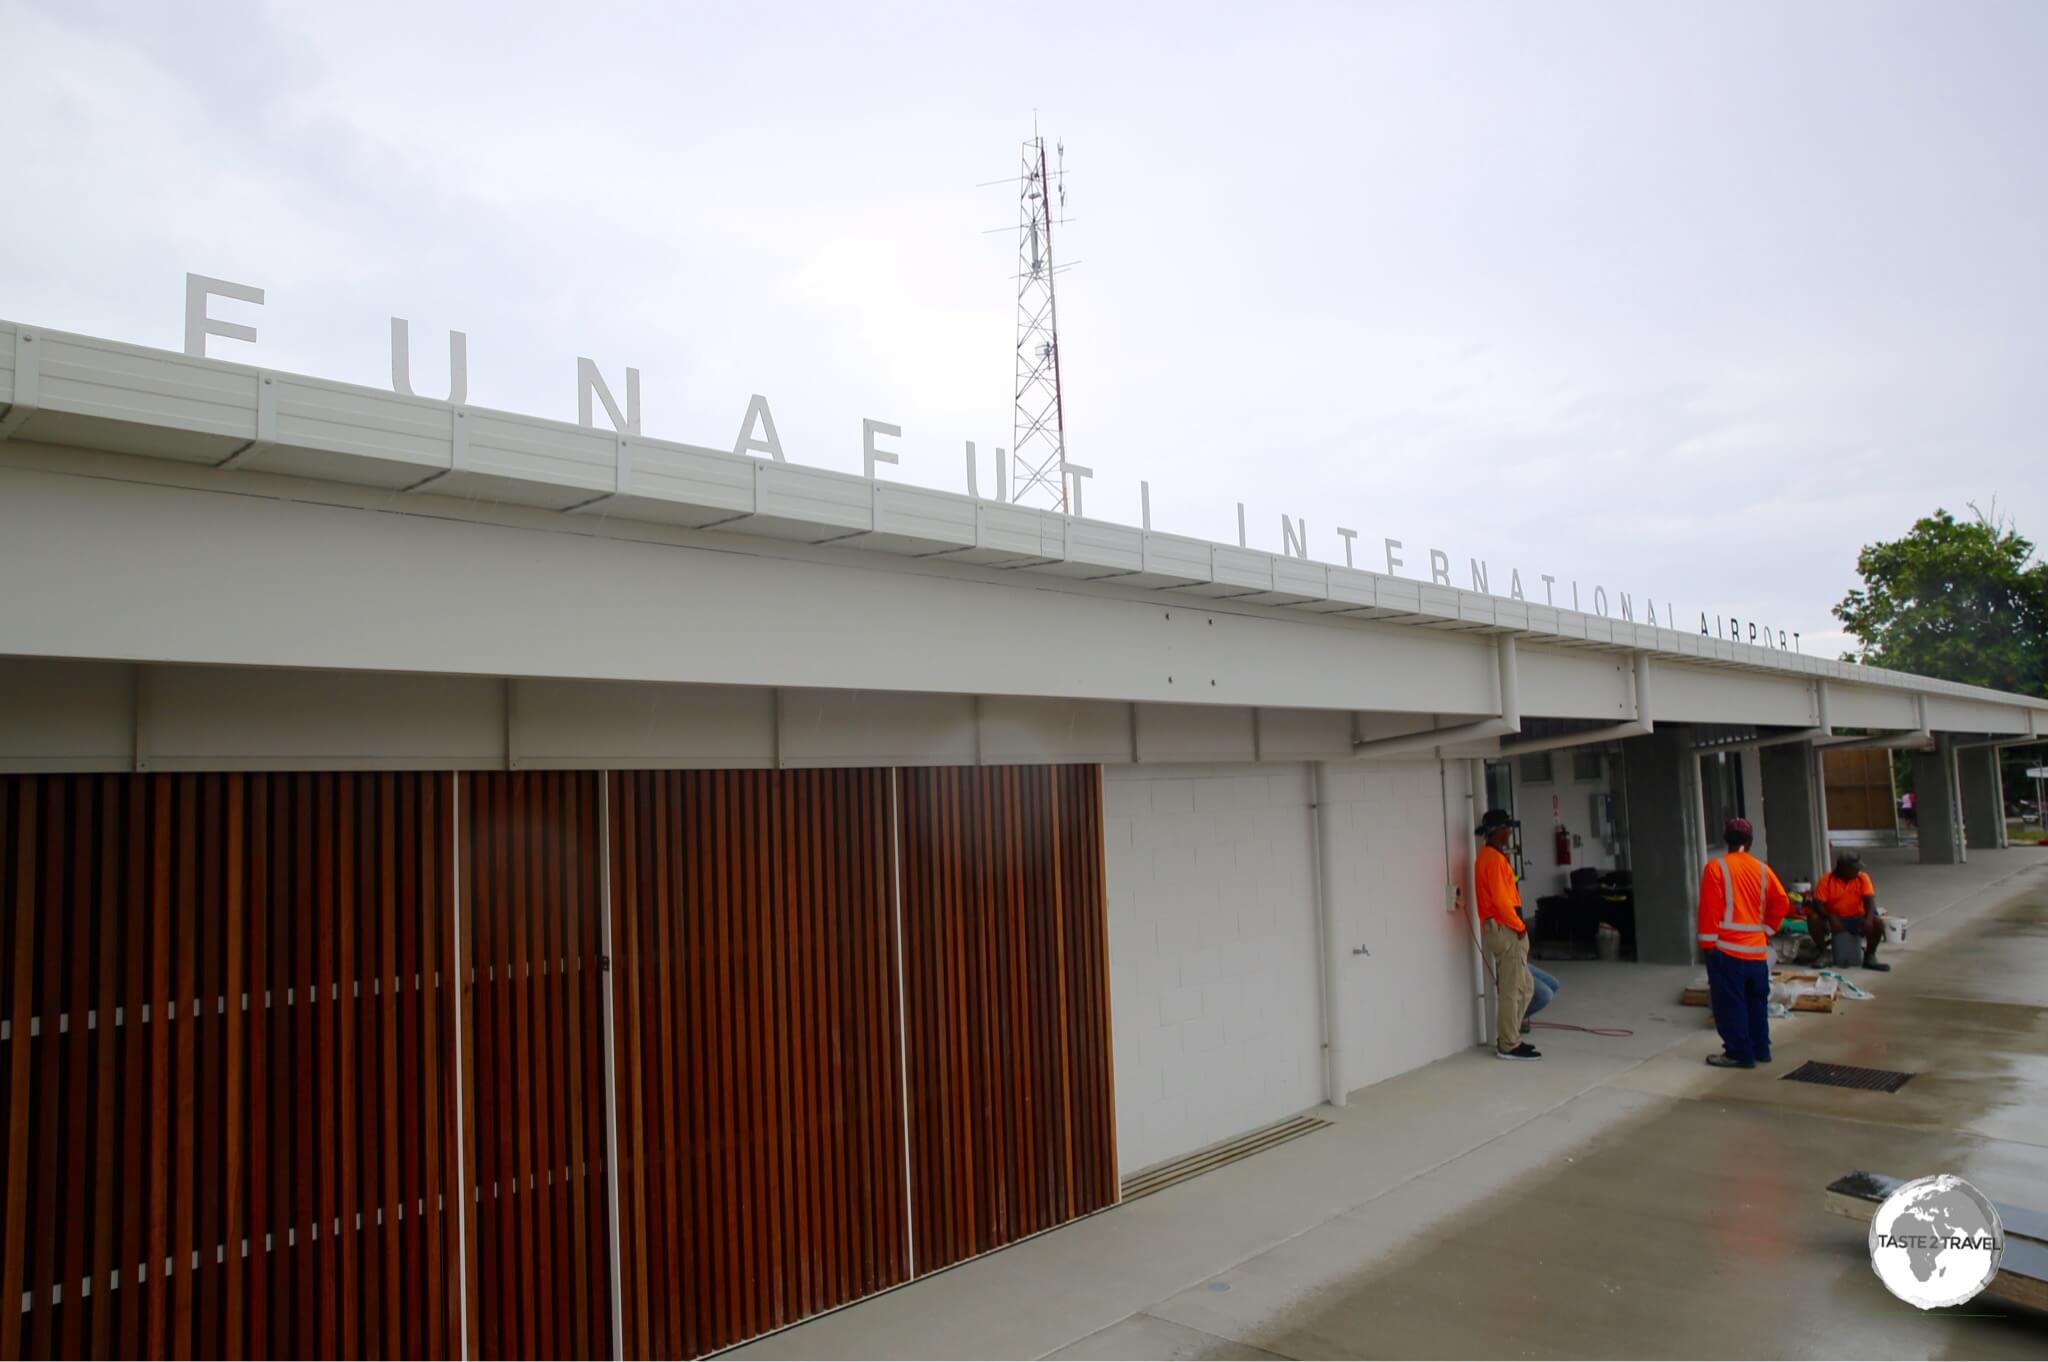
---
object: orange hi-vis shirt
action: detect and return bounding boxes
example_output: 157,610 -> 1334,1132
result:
1698,850 -> 1792,961
1475,844 -> 1524,932
1811,870 -> 1876,918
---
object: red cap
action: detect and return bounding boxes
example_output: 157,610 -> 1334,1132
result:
1725,817 -> 1754,840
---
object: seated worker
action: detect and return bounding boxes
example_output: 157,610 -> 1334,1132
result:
1523,962 -> 1562,1034
1808,851 -> 1890,971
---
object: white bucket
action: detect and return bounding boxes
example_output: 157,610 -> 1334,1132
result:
1596,925 -> 1621,962
1883,916 -> 1909,944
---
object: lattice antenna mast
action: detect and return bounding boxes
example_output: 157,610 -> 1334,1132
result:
1009,133 -> 1071,509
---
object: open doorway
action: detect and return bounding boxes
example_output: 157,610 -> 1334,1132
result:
1699,749 -> 1749,849
1509,745 -> 1638,963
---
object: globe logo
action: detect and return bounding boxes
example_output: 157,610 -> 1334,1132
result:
1868,1174 -> 2005,1309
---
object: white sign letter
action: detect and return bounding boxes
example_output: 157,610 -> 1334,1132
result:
1336,527 -> 1357,568
1063,461 -> 1092,515
1469,558 -> 1489,594
1385,538 -> 1405,574
577,359 -> 641,434
1237,503 -> 1248,547
964,441 -> 980,497
184,273 -> 263,357
390,318 -> 468,403
864,419 -> 902,479
1141,480 -> 1152,531
1542,573 -> 1556,606
1429,549 -> 1451,587
1281,514 -> 1307,559
1594,585 -> 1609,616
1510,568 -> 1525,601
734,394 -> 785,461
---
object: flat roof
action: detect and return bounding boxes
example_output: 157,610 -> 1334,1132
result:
2,317 -> 2042,719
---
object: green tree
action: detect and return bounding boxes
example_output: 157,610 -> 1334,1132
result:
1833,504 -> 2048,698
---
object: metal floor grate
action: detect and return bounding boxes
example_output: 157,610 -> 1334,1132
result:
1120,1114 -> 1332,1202
1782,1060 -> 1915,1093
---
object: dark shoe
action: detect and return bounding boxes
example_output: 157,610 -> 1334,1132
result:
1863,956 -> 1892,972
1496,1043 -> 1542,1060
1756,1054 -> 1773,1064
1705,1054 -> 1756,1070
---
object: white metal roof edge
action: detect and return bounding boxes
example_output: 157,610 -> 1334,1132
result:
2,316 -> 2043,717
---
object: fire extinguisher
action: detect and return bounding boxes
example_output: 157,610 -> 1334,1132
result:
1554,823 -> 1573,867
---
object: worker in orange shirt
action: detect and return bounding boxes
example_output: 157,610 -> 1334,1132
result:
1475,809 -> 1541,1060
1698,817 -> 1793,1069
1808,850 -> 1890,971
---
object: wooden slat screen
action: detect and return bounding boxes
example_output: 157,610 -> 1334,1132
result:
896,765 -> 1117,1276
458,773 -> 612,1361
607,769 -> 908,1360
5,761 -> 1116,1360
0,772 -> 460,1361
1822,747 -> 1898,831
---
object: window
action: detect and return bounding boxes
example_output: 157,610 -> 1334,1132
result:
1573,749 -> 1604,783
1518,752 -> 1554,784
1484,759 -> 1514,815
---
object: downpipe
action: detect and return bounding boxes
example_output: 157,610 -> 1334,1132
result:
1310,761 -> 1347,1106
1463,757 -> 1490,1047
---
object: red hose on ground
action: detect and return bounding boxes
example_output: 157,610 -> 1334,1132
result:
1530,1020 -> 1636,1037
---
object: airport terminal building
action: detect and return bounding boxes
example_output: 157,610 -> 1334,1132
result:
2,314 -> 2041,1358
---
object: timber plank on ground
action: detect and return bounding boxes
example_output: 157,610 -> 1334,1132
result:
1825,1170 -> 2048,1313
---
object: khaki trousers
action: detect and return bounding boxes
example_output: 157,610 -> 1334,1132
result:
1483,919 -> 1533,1052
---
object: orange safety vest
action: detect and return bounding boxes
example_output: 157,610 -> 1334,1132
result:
1474,844 -> 1525,933
1699,852 -> 1786,961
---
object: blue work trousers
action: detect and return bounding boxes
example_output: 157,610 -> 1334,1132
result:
1706,949 -> 1772,1064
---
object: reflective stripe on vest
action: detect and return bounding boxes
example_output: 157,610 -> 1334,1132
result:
1715,855 -> 1769,937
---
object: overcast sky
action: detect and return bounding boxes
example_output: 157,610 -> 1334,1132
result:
5,0 -> 2044,652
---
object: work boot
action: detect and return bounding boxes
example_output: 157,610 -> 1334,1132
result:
1863,950 -> 1892,972
1705,1053 -> 1755,1070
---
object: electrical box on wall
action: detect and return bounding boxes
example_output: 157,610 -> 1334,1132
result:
1589,791 -> 1613,838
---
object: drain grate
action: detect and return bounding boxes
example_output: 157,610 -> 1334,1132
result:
1782,1060 -> 1914,1093
1120,1114 -> 1331,1202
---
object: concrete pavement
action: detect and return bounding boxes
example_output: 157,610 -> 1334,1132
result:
729,847 -> 2048,1359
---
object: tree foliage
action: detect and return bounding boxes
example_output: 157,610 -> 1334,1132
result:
1832,503 -> 2048,698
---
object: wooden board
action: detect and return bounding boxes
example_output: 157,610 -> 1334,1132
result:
1824,1170 -> 2048,1313
1682,968 -> 1838,1012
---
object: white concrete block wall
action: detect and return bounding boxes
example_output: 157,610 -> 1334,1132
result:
1319,759 -> 1480,1093
1103,763 -> 1323,1176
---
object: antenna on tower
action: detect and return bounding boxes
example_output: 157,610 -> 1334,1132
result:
992,126 -> 1076,510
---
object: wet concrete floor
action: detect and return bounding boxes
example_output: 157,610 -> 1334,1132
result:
1058,872 -> 2048,1359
